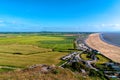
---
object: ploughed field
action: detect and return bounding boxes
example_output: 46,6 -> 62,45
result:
0,33 -> 76,71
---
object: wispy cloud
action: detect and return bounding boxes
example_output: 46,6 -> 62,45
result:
94,24 -> 120,31
0,18 -> 42,32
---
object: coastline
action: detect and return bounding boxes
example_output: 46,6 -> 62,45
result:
100,33 -> 120,47
85,33 -> 120,63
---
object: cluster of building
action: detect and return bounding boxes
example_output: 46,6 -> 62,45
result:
77,40 -> 120,79
75,37 -> 92,52
61,52 -> 78,61
78,43 -> 100,54
76,37 -> 98,53
61,36 -> 120,79
104,62 -> 120,79
78,43 -> 91,51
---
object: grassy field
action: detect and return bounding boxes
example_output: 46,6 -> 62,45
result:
80,53 -> 91,60
0,33 -> 107,80
96,54 -> 110,64
80,53 -> 110,64
0,34 -> 75,51
0,33 -> 76,69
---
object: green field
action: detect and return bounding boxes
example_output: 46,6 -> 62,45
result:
96,54 -> 110,64
0,33 -> 76,69
80,53 -> 91,60
80,53 -> 110,64
0,33 -> 107,80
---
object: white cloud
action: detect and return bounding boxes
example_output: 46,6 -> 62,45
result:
95,24 -> 120,31
0,20 -> 5,27
101,24 -> 105,27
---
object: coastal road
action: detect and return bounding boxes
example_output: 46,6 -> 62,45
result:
75,52 -> 98,71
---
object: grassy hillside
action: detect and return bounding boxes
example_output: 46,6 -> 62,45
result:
0,64 -> 102,80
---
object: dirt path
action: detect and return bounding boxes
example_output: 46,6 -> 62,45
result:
85,33 -> 120,63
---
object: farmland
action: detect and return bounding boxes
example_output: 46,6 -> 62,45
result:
0,33 -> 76,70
0,33 -> 113,80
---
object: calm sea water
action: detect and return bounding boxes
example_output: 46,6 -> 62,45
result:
100,32 -> 120,47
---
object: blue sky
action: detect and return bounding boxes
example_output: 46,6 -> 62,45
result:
0,0 -> 120,32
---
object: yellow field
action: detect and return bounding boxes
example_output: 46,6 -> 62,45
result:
80,53 -> 91,60
0,51 -> 68,67
0,45 -> 52,55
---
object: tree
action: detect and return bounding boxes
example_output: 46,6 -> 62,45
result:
73,39 -> 77,50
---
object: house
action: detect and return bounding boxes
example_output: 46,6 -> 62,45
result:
112,66 -> 120,71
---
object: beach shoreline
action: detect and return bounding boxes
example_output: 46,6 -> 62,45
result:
100,33 -> 120,47
85,33 -> 120,63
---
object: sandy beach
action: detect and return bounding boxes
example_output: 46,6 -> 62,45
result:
86,33 -> 120,63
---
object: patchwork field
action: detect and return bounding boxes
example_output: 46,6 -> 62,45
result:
0,33 -> 76,71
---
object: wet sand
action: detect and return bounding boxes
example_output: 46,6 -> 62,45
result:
85,33 -> 120,63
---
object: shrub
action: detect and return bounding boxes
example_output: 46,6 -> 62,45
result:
52,69 -> 60,74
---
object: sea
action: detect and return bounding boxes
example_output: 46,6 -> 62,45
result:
100,32 -> 120,47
